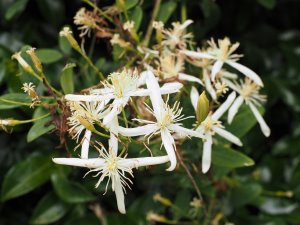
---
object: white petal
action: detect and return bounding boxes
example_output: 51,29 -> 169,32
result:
120,156 -> 170,168
202,135 -> 212,173
81,130 -> 91,159
212,92 -> 236,121
52,158 -> 105,168
118,124 -> 156,137
190,86 -> 199,111
145,71 -> 163,120
103,103 -> 122,126
226,60 -> 264,87
204,71 -> 217,100
228,95 -> 244,124
114,175 -> 126,214
180,50 -> 215,60
213,127 -> 242,146
138,71 -> 149,87
248,102 -> 271,137
108,116 -> 119,155
65,93 -> 114,102
168,124 -> 204,139
178,73 -> 203,86
161,129 -> 177,171
91,87 -> 114,95
180,19 -> 193,30
211,60 -> 224,81
160,82 -> 183,94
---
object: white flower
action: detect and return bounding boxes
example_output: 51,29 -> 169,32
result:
118,71 -> 204,171
52,144 -> 169,214
180,37 -> 264,87
191,89 -> 242,173
162,20 -> 194,49
22,82 -> 41,108
226,78 -> 270,137
66,69 -> 183,125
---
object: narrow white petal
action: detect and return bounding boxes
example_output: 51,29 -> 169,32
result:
180,19 -> 193,30
226,60 -> 264,87
248,102 -> 271,137
180,50 -> 215,60
65,93 -> 114,102
108,116 -> 119,155
138,71 -> 149,87
168,124 -> 204,139
212,92 -> 236,121
161,129 -> 177,171
211,60 -> 224,81
114,175 -> 126,214
91,87 -> 114,95
214,127 -> 242,146
178,73 -> 203,86
145,71 -> 163,120
103,103 -> 121,126
52,158 -> 105,168
81,130 -> 92,159
160,82 -> 183,94
228,95 -> 244,124
190,86 -> 199,111
121,156 -> 170,168
202,135 -> 212,173
204,71 -> 217,100
118,124 -> 156,137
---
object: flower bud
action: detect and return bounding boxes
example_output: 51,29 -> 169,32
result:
196,91 -> 209,123
11,52 -> 33,74
77,116 -> 95,131
153,193 -> 172,206
26,47 -> 43,73
60,27 -> 81,52
116,0 -> 125,10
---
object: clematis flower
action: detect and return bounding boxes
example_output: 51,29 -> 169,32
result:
65,69 -> 183,125
161,20 -> 194,50
226,78 -> 270,137
180,37 -> 264,87
118,71 -> 204,171
52,143 -> 169,214
190,88 -> 242,173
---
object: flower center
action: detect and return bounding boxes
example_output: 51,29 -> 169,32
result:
201,115 -> 221,133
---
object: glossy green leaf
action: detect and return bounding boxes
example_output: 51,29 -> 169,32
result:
51,173 -> 96,204
226,104 -> 264,138
125,0 -> 138,10
0,93 -> 31,109
60,63 -> 75,94
230,183 -> 262,207
27,117 -> 55,142
157,1 -> 177,23
5,0 -> 29,20
212,145 -> 255,168
30,192 -> 70,224
131,6 -> 143,31
1,155 -> 53,201
36,49 -> 63,64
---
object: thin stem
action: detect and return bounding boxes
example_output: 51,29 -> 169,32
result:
83,0 -> 115,24
16,113 -> 51,124
143,0 -> 161,46
93,129 -> 111,138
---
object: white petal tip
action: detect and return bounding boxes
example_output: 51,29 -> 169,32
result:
263,129 -> 271,137
202,165 -> 210,174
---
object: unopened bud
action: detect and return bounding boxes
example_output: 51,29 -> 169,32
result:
196,91 -> 209,123
11,52 -> 33,73
153,193 -> 172,206
116,0 -> 125,10
146,212 -> 168,223
123,21 -> 139,42
60,27 -> 81,51
77,116 -> 95,131
153,21 -> 164,44
26,47 -> 43,73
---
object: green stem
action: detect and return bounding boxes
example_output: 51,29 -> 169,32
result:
83,0 -> 115,24
143,0 -> 162,46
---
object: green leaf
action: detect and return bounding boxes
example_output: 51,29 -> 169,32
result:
60,63 -> 75,94
36,49 -> 63,64
230,183 -> 262,207
157,1 -> 177,23
5,0 -> 29,21
130,6 -> 143,31
226,104 -> 264,138
212,145 -> 255,168
1,155 -> 53,201
257,0 -> 276,9
125,0 -> 138,10
63,215 -> 100,225
30,192 -> 70,224
27,117 -> 55,142
0,93 -> 31,110
51,173 -> 96,204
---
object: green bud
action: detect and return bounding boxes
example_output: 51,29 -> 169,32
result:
116,0 -> 125,10
196,91 -> 209,123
